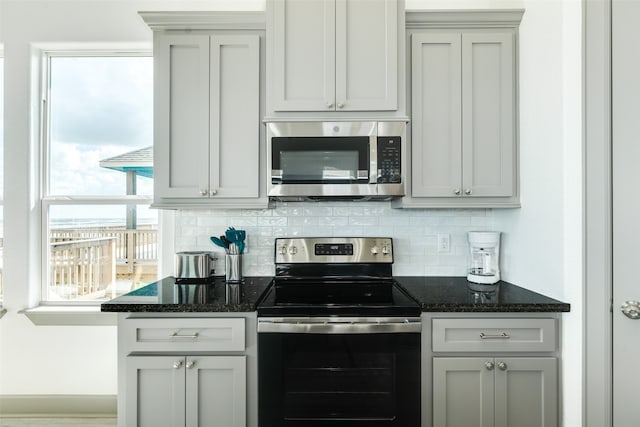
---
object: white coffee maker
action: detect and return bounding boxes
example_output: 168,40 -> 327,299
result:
467,231 -> 501,284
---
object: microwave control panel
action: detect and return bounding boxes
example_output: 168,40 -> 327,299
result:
377,137 -> 402,183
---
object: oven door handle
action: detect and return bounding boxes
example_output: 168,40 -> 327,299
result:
257,317 -> 422,334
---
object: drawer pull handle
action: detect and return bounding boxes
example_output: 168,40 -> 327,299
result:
479,332 -> 510,340
171,332 -> 199,339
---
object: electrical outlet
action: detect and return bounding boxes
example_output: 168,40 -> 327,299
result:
437,234 -> 450,253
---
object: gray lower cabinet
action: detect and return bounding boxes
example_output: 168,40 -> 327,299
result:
433,357 -> 557,427
425,314 -> 560,427
126,355 -> 246,427
140,13 -> 267,209
398,11 -> 524,209
117,314 -> 255,427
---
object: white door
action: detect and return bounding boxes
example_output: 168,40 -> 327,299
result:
612,0 -> 640,425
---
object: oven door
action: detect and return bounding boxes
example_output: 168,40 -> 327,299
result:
258,318 -> 421,427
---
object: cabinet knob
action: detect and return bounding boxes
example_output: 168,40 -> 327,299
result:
210,189 -> 218,196
497,361 -> 508,371
337,102 -> 345,109
454,188 -> 461,196
484,361 -> 495,371
186,360 -> 196,369
464,188 -> 472,195
200,189 -> 208,196
173,360 -> 183,369
621,301 -> 640,319
327,102 -> 334,109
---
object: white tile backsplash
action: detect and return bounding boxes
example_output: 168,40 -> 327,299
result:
174,201 -> 495,277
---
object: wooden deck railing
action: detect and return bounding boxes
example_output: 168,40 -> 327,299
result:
49,227 -> 158,300
50,237 -> 116,300
50,227 -> 158,266
0,228 -> 158,301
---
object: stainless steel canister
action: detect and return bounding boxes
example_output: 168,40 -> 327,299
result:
225,254 -> 243,283
174,251 -> 216,279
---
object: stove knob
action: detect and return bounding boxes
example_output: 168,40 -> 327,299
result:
278,246 -> 287,255
382,246 -> 390,255
370,246 -> 379,255
288,246 -> 298,255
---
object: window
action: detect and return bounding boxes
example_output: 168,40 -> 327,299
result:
42,52 -> 156,302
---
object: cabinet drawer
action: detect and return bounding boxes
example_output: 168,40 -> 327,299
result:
432,318 -> 556,352
121,318 -> 245,353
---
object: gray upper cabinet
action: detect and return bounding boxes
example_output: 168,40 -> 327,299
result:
266,0 -> 400,115
142,13 -> 268,209
398,10 -> 523,208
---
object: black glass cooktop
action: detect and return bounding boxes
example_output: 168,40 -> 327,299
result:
256,278 -> 420,317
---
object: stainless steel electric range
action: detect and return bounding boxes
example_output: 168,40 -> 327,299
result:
257,237 -> 421,427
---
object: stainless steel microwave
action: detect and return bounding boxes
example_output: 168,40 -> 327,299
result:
267,121 -> 405,201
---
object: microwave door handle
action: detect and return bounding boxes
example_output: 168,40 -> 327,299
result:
369,135 -> 378,183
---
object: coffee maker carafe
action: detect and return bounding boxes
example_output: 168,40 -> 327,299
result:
467,231 -> 501,284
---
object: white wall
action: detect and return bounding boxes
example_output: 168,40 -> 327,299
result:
0,1 -> 583,425
0,0 -> 266,399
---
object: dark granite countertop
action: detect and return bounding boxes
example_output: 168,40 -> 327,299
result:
101,275 -> 570,313
100,276 -> 273,313
395,276 -> 570,312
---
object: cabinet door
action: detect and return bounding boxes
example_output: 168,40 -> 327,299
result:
411,33 -> 462,197
461,32 -> 515,197
209,35 -> 260,198
155,34 -> 211,199
126,356 -> 186,427
433,357 -> 494,427
335,0 -> 398,111
494,357 -> 557,427
185,356 -> 246,427
269,0 -> 335,111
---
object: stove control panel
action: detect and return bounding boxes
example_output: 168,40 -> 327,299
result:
275,237 -> 393,264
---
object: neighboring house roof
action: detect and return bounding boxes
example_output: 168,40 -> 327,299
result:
99,146 -> 153,178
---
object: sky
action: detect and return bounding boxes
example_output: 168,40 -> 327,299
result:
48,55 -> 154,197
46,55 -> 157,223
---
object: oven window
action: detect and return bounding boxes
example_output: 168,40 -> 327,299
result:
272,136 -> 369,184
283,334 -> 395,420
281,150 -> 360,181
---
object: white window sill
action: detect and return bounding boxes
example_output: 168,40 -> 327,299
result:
20,305 -> 117,326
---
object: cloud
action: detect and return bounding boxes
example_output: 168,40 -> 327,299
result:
46,55 -> 153,197
49,56 -> 153,147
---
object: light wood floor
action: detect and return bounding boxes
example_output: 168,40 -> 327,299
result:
0,419 -> 116,427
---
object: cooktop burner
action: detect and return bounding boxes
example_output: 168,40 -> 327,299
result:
256,237 -> 420,317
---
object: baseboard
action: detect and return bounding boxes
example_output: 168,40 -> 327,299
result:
0,395 -> 117,418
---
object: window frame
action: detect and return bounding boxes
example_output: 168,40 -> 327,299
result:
40,49 -> 156,306
0,47 -> 5,310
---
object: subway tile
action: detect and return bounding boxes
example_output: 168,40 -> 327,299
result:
318,216 -> 349,226
289,216 -> 319,226
349,216 -> 378,226
175,204 -> 495,276
302,206 -> 334,216
333,206 -> 364,216
258,217 -> 288,226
